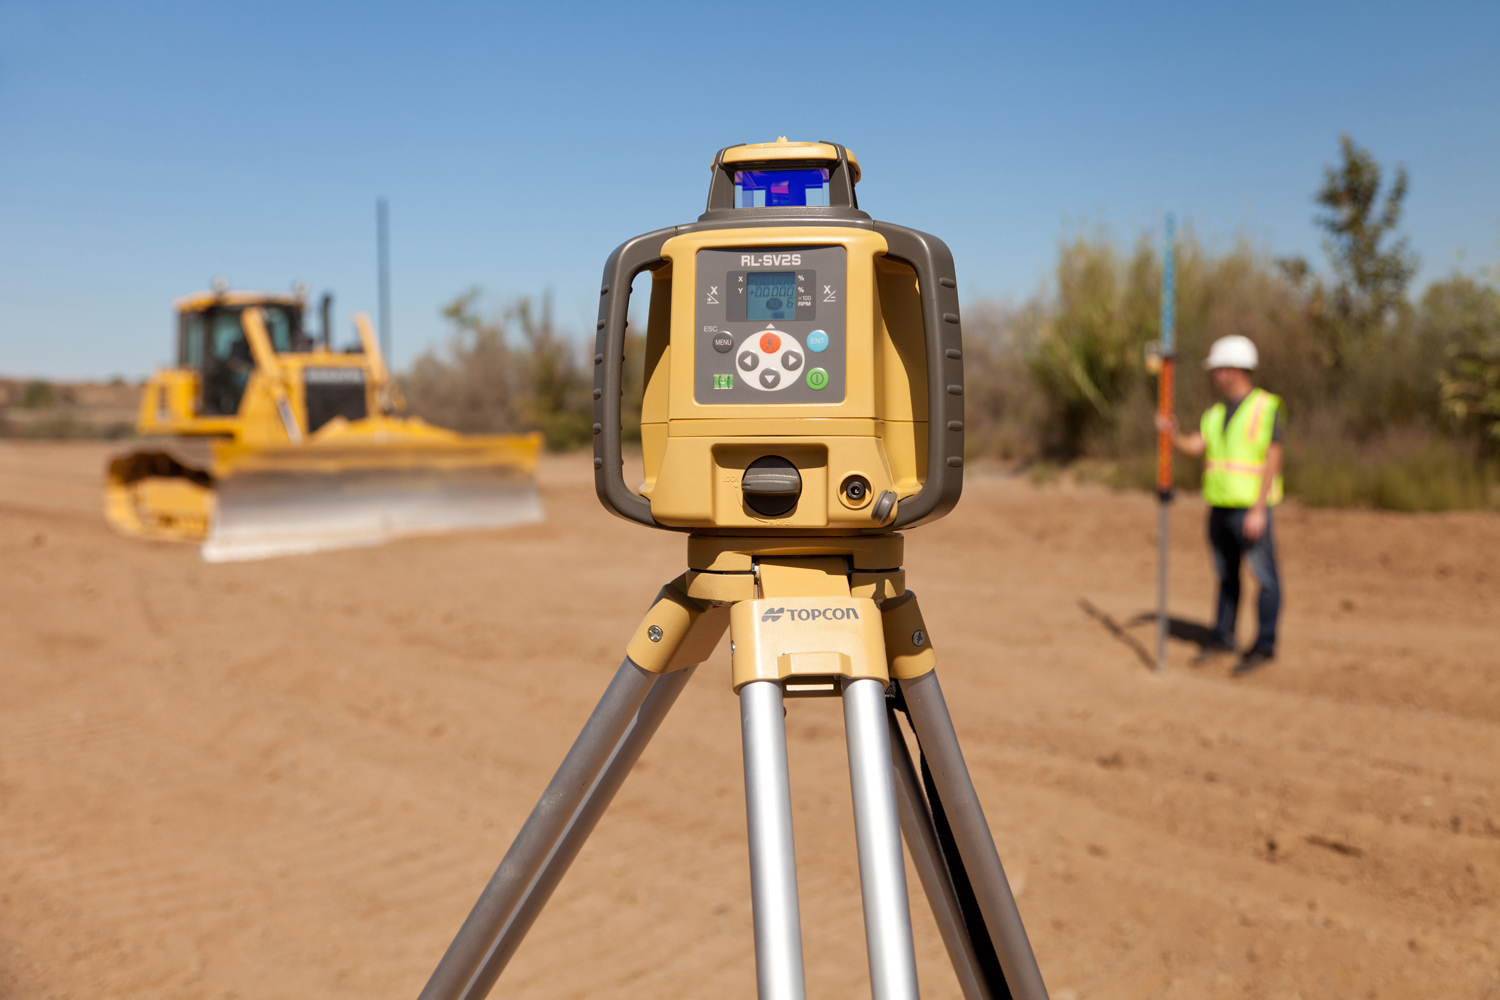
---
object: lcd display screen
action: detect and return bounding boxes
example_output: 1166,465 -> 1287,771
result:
746,272 -> 797,320
734,168 -> 831,208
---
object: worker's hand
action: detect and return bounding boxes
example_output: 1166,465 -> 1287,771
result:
1154,412 -> 1177,435
1243,505 -> 1268,543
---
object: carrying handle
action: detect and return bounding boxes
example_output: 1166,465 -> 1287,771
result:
592,226 -> 678,526
873,223 -> 965,528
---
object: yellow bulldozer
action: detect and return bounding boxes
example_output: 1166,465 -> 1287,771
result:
105,288 -> 544,561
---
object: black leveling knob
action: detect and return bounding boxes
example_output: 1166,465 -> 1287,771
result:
741,456 -> 801,517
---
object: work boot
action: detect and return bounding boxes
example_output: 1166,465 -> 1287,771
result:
1232,648 -> 1274,677
1191,640 -> 1235,667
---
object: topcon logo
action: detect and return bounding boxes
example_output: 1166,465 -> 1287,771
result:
760,606 -> 860,623
741,254 -> 802,267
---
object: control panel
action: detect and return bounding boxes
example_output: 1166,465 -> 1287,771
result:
693,246 -> 846,404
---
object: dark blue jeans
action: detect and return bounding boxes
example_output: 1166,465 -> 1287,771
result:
1207,506 -> 1281,654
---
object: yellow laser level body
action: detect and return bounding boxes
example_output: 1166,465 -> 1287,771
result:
593,140 -> 965,534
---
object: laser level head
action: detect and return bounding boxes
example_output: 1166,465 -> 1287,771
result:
593,139 -> 964,534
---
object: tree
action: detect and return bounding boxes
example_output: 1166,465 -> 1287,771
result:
506,295 -> 593,451
400,288 -> 525,435
1027,235 -> 1159,458
1312,134 -> 1419,369
1428,274 -> 1500,445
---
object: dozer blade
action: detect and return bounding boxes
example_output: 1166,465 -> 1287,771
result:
202,462 -> 544,562
201,428 -> 545,562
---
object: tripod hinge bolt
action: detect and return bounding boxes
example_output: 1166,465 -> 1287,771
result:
647,625 -> 664,642
912,630 -> 926,647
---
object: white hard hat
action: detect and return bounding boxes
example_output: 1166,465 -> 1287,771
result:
1203,335 -> 1258,371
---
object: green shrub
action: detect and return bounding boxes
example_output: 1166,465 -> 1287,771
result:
1430,274 -> 1500,444
20,380 -> 57,408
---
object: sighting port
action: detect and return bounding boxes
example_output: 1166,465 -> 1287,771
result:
839,474 -> 873,509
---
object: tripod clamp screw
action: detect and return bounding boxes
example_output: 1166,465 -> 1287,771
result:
648,625 -> 664,642
911,630 -> 926,647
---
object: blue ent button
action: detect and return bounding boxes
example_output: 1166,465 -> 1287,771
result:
805,329 -> 829,353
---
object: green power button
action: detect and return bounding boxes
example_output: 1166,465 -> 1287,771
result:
806,367 -> 829,390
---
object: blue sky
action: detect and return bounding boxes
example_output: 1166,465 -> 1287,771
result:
2,0 -> 1497,378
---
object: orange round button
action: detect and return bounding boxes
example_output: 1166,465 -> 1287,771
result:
759,332 -> 781,353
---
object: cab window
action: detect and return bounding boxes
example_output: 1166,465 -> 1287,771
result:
258,306 -> 297,352
179,313 -> 205,367
211,313 -> 250,361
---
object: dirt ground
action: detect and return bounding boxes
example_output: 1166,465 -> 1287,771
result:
3,441 -> 1498,1000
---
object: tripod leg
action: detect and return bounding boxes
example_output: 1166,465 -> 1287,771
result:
456,665 -> 697,1000
740,680 -> 807,1000
886,706 -> 993,1000
899,671 -> 1050,1000
843,677 -> 920,1000
418,576 -> 726,1000
418,659 -> 660,1000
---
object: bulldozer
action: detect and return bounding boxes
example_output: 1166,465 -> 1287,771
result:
105,288 -> 544,561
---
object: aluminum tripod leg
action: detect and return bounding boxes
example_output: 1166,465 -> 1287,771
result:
887,707 -> 991,1000
739,677 -> 920,1000
740,679 -> 807,1000
455,665 -> 697,1000
900,671 -> 1050,1000
418,658 -> 660,1000
844,677 -> 920,1000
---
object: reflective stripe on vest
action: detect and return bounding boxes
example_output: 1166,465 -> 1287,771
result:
1200,388 -> 1284,508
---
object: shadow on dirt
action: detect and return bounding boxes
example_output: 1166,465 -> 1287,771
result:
1078,599 -> 1154,670
1126,613 -> 1220,649
1079,601 -> 1224,671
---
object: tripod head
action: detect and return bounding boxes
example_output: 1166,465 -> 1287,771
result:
592,139 -> 964,534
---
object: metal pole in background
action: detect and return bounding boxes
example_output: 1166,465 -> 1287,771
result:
377,197 -> 392,361
1155,213 -> 1177,673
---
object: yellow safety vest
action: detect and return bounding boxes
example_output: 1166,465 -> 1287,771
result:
1201,388 -> 1284,508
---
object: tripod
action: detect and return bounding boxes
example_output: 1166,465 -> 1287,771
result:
416,535 -> 1049,1000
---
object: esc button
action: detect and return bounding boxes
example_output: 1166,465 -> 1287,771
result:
712,331 -> 734,353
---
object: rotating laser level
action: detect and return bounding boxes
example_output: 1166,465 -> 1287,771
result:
416,141 -> 1049,1000
592,138 -> 962,532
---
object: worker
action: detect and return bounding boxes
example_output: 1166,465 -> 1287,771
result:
1156,335 -> 1284,676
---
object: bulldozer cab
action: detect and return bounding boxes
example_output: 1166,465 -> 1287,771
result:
176,295 -> 309,416
139,290 -> 383,440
